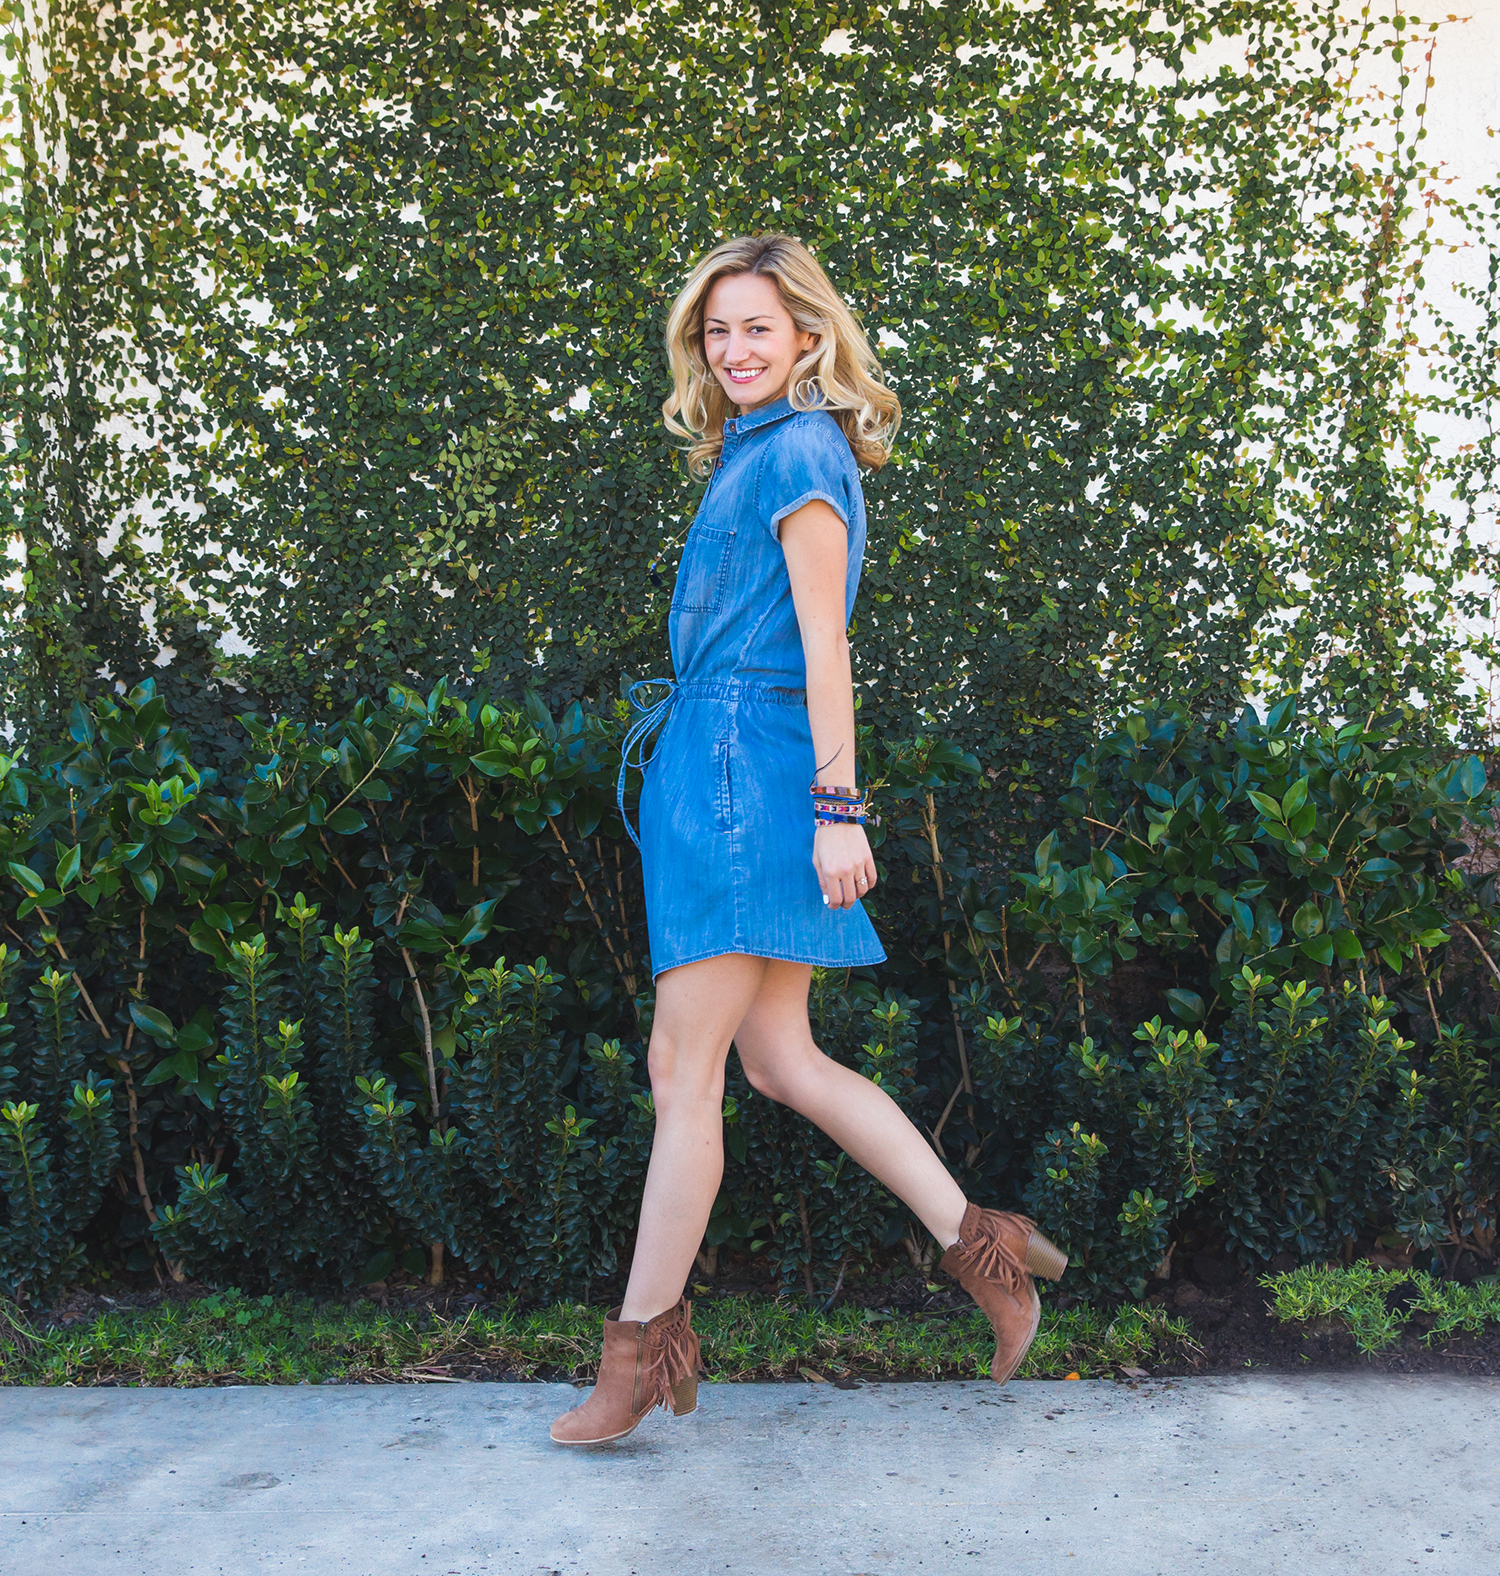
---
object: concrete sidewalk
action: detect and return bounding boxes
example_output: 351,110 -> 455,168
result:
1,1375 -> 1495,1576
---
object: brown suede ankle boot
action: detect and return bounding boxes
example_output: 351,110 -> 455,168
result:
549,1297 -> 701,1446
940,1204 -> 1068,1385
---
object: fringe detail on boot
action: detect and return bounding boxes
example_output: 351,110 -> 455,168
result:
950,1212 -> 1037,1294
637,1299 -> 701,1415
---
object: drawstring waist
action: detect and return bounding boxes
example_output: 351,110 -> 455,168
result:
616,678 -> 806,849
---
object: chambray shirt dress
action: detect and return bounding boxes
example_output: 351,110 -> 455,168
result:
620,395 -> 886,978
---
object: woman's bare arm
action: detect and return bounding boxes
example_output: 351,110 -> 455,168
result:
780,500 -> 878,910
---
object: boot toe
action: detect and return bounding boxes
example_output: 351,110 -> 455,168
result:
990,1283 -> 1042,1385
549,1404 -> 641,1446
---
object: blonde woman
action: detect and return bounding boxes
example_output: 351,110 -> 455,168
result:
550,234 -> 1066,1446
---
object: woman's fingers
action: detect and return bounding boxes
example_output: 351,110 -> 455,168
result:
815,860 -> 847,910
820,864 -> 875,910
814,829 -> 878,910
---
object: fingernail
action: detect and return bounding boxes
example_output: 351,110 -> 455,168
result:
822,895 -> 829,905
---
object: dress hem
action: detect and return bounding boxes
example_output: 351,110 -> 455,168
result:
651,941 -> 887,980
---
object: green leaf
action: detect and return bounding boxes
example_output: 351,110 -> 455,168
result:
1360,858 -> 1402,881
143,1048 -> 201,1087
336,739 -> 358,789
130,1003 -> 177,1045
1089,847 -> 1121,881
187,923 -> 230,967
1281,779 -> 1309,818
1453,756 -> 1486,800
453,898 -> 500,946
129,866 -> 161,904
1246,791 -> 1283,821
1292,901 -> 1324,939
1288,805 -> 1317,839
55,844 -> 82,888
177,1021 -> 215,1055
1331,930 -> 1365,960
325,805 -> 366,835
1300,933 -> 1335,966
7,861 -> 44,897
469,750 -> 512,778
275,807 -> 310,841
398,919 -> 449,953
1164,988 -> 1205,1024
1067,931 -> 1103,965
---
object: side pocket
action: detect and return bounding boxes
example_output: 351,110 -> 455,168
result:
716,737 -> 733,834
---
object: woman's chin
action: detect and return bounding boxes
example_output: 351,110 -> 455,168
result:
722,376 -> 785,409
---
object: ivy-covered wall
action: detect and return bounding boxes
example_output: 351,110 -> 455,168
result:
7,2 -> 1499,783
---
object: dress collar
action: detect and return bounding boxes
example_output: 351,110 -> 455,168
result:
724,394 -> 796,437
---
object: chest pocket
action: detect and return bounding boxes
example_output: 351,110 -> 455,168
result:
672,526 -> 735,614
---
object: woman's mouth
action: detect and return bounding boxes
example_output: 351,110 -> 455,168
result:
726,367 -> 766,385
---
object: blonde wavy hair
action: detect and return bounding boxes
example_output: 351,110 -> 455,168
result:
662,233 -> 900,479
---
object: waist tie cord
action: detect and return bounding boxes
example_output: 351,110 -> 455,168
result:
616,678 -> 679,850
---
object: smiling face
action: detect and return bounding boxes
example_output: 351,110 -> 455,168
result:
702,271 -> 817,411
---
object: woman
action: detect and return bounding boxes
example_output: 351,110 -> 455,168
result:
550,234 -> 1066,1447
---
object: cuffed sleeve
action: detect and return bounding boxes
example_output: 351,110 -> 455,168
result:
754,414 -> 857,538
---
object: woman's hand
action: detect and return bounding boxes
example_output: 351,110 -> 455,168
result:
814,822 -> 878,910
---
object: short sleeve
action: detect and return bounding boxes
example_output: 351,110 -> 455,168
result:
755,416 -> 855,538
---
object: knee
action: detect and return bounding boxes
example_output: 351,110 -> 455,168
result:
646,1029 -> 724,1114
740,1042 -> 823,1108
740,1057 -> 785,1105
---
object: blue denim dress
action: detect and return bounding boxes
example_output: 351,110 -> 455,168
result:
620,395 -> 886,978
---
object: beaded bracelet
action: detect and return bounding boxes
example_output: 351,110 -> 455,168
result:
810,780 -> 876,826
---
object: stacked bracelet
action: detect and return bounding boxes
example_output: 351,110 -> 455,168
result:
810,781 -> 876,827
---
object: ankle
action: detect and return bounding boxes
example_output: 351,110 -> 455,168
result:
617,1296 -> 678,1324
935,1196 -> 970,1251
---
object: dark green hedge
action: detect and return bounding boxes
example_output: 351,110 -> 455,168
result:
2,680 -> 1498,1304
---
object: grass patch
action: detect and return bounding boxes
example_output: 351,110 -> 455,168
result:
1261,1264 -> 1500,1353
0,1288 -> 1192,1388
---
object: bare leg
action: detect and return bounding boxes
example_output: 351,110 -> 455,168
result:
732,960 -> 968,1248
618,952 -> 769,1322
